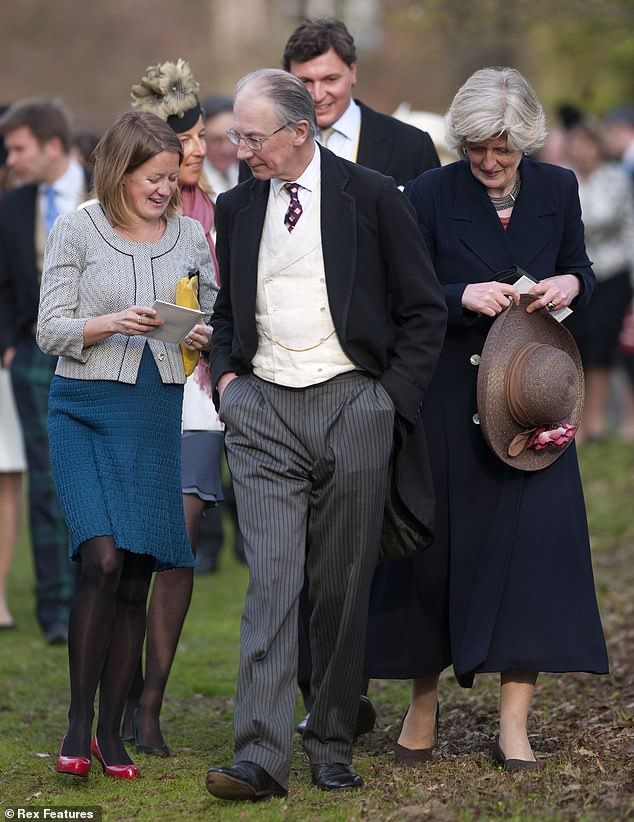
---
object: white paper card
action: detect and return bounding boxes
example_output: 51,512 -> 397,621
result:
514,275 -> 572,322
143,300 -> 204,344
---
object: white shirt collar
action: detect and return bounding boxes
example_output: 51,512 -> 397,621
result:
40,157 -> 84,198
330,99 -> 361,142
271,142 -> 321,197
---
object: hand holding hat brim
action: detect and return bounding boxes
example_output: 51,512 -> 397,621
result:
476,295 -> 584,471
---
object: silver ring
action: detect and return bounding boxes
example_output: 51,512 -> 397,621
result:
546,301 -> 557,311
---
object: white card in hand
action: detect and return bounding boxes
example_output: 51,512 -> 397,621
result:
514,275 -> 572,322
143,301 -> 204,344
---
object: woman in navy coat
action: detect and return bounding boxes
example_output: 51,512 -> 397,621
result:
366,67 -> 608,770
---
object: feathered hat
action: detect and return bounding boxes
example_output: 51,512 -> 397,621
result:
130,59 -> 202,133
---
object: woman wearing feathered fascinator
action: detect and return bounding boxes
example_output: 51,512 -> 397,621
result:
122,59 -> 225,758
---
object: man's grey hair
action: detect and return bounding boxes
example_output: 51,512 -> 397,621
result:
445,67 -> 547,156
235,68 -> 318,141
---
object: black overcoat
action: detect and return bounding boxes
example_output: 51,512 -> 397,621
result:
0,185 -> 40,357
366,158 -> 609,686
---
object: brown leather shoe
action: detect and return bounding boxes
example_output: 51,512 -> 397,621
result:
393,703 -> 439,766
492,736 -> 540,772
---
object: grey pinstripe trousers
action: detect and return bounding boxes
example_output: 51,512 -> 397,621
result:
220,371 -> 394,787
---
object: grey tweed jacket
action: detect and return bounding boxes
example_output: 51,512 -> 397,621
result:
37,203 -> 216,384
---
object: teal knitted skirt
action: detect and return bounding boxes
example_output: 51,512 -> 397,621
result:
48,346 -> 194,571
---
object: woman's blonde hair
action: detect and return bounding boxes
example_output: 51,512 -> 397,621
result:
93,111 -> 183,227
446,67 -> 547,156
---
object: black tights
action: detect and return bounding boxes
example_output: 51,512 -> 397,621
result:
60,536 -> 153,764
123,493 -> 205,748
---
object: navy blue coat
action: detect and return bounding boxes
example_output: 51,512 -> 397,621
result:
366,158 -> 609,686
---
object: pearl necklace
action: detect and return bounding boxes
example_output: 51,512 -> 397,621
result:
489,172 -> 521,212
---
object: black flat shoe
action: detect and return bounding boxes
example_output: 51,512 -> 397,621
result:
206,761 -> 287,801
133,709 -> 170,757
310,762 -> 363,790
393,703 -> 439,766
492,736 -> 540,772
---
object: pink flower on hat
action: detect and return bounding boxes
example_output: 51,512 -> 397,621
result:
527,421 -> 576,451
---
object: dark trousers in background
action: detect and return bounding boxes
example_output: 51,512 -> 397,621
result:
10,338 -> 77,632
196,458 -> 245,572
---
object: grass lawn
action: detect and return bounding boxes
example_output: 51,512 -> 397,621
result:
0,438 -> 632,821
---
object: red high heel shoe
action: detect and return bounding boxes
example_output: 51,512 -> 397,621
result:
91,734 -> 140,779
56,735 -> 91,777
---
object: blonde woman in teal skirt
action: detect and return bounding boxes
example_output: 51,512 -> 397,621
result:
37,110 -> 216,779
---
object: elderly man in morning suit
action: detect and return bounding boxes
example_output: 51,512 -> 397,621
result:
205,69 -> 446,801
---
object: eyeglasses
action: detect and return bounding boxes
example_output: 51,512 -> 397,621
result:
226,122 -> 292,151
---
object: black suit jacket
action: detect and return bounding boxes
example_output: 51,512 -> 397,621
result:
239,99 -> 440,186
0,185 -> 41,357
0,169 -> 91,358
355,100 -> 439,185
212,146 -> 447,537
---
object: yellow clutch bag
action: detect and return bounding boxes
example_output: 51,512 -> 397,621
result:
175,270 -> 200,377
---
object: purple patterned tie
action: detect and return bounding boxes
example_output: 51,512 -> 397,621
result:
284,183 -> 303,232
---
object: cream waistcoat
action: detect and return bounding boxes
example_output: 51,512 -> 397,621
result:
252,178 -> 356,387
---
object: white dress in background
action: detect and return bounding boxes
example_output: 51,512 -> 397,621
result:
0,368 -> 26,472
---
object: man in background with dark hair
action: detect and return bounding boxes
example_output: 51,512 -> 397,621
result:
281,16 -> 441,734
282,16 -> 440,185
0,97 -> 86,644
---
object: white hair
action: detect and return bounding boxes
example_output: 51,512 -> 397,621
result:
445,67 -> 547,155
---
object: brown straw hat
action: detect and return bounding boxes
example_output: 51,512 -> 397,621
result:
477,294 -> 584,471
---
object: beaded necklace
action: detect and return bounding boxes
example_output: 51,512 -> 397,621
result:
489,171 -> 521,212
